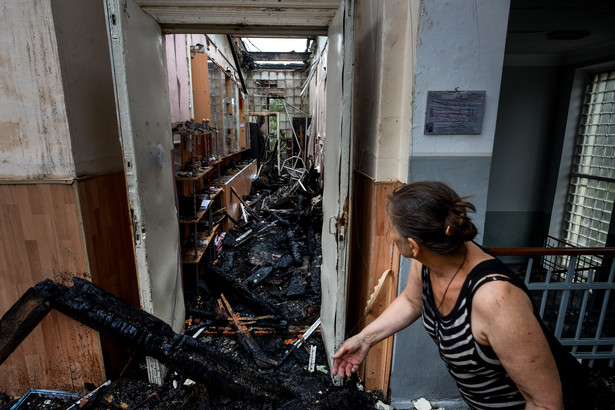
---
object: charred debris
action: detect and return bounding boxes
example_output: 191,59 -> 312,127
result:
0,163 -> 384,409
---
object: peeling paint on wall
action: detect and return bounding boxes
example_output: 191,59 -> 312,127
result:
0,121 -> 22,153
0,0 -> 75,179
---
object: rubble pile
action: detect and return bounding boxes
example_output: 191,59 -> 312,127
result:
177,167 -> 384,408
0,165 -> 384,409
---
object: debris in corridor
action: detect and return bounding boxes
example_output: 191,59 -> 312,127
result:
0,165 -> 386,409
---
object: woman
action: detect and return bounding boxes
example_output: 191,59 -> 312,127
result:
332,181 -> 592,410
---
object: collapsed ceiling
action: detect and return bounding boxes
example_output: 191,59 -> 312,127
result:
134,0 -> 342,35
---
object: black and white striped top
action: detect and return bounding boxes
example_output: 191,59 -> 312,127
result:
422,259 -> 527,409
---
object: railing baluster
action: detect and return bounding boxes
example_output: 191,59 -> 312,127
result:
539,266 -> 552,318
554,256 -> 576,338
490,245 -> 615,367
572,289 -> 590,357
524,257 -> 533,286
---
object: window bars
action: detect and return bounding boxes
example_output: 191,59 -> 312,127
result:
563,70 -> 615,255
521,246 -> 615,367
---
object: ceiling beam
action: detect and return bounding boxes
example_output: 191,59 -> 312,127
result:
253,64 -> 305,70
136,0 -> 340,8
247,52 -> 311,61
161,24 -> 329,36
136,1 -> 341,35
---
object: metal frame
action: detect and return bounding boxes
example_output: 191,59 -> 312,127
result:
522,254 -> 615,367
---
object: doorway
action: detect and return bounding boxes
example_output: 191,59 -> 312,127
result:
104,0 -> 354,387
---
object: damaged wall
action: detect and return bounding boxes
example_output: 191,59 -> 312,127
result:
0,0 -> 74,180
0,0 -> 172,394
307,37 -> 328,173
0,184 -> 106,396
344,0 -> 420,395
246,68 -> 309,159
50,0 -> 124,176
354,0 -> 417,182
166,34 -> 192,123
0,0 -> 110,395
167,34 -> 242,123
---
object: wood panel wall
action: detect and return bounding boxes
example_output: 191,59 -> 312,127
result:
191,52 -> 211,123
76,172 -> 140,378
0,183 -> 105,396
348,172 -> 401,394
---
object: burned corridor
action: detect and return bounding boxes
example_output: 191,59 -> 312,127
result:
0,162 -> 384,409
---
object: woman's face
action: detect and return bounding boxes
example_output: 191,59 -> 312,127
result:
388,222 -> 413,258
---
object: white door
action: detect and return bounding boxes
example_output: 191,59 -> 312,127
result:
104,0 -> 184,384
321,0 -> 355,382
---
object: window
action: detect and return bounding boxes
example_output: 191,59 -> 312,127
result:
562,70 -> 615,249
268,97 -> 285,135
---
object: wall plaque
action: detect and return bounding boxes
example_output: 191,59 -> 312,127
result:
424,90 -> 485,135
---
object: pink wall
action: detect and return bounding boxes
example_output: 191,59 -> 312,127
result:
165,34 -> 191,122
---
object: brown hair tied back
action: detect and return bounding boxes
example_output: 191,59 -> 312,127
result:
386,181 -> 478,255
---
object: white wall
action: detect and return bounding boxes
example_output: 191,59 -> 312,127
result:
390,1 -> 511,406
408,0 -> 510,239
50,0 -> 123,176
354,0 -> 418,181
411,1 -> 510,157
0,0 -> 75,179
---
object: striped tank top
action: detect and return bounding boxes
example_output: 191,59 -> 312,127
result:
422,259 -> 527,409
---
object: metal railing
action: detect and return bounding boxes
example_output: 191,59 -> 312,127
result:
488,243 -> 615,368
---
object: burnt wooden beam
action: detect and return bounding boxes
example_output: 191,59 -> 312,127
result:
0,278 -> 293,402
206,263 -> 277,315
219,295 -> 278,369
0,286 -> 52,365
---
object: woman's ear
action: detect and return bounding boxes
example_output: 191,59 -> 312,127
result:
408,238 -> 420,258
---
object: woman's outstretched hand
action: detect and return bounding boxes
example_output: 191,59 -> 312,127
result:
331,335 -> 371,378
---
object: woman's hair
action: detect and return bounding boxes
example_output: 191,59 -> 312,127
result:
386,181 -> 477,255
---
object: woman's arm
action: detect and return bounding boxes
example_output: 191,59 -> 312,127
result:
332,260 -> 424,378
472,281 -> 564,410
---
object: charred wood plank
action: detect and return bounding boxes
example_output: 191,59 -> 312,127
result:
286,230 -> 302,265
0,286 -> 52,365
7,278 -> 293,402
206,263 -> 277,315
244,266 -> 273,288
270,212 -> 291,226
219,295 -> 278,369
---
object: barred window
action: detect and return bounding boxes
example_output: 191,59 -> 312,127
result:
562,70 -> 615,249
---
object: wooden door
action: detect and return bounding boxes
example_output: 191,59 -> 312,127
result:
320,0 -> 355,383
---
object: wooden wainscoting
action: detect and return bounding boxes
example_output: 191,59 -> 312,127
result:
348,172 -> 401,394
76,171 -> 140,378
0,182 -> 105,396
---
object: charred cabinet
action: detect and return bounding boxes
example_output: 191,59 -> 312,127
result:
174,129 -> 223,292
